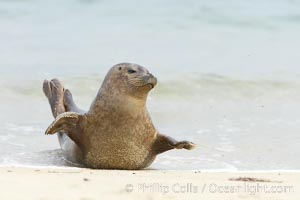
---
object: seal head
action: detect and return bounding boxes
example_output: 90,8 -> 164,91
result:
99,63 -> 157,99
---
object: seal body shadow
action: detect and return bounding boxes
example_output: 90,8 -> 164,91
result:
43,63 -> 195,169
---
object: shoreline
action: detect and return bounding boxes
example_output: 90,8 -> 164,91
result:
2,164 -> 300,172
0,167 -> 298,200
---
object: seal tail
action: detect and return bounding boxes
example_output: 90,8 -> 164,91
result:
43,79 -> 66,118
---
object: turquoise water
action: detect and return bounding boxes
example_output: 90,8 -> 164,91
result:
1,0 -> 300,80
0,0 -> 300,170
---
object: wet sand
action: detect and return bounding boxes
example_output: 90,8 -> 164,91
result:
0,167 -> 298,200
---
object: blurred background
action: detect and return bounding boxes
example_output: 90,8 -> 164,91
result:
0,0 -> 300,170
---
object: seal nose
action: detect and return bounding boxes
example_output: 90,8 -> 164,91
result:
147,73 -> 157,87
143,73 -> 157,88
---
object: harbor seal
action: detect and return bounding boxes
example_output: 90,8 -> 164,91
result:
43,63 -> 195,169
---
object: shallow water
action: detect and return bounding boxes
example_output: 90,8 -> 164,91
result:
0,0 -> 300,170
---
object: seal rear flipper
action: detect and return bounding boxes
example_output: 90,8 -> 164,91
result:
45,112 -> 86,148
64,89 -> 86,114
43,79 -> 65,118
152,133 -> 196,155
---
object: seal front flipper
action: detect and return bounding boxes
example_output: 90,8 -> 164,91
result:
174,140 -> 196,150
45,112 -> 87,148
152,133 -> 196,154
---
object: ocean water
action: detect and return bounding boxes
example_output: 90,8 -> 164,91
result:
0,0 -> 300,170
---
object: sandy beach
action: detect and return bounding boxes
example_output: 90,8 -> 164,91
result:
0,167 -> 298,200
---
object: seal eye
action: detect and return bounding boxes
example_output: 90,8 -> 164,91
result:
118,67 -> 122,70
127,69 -> 136,74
